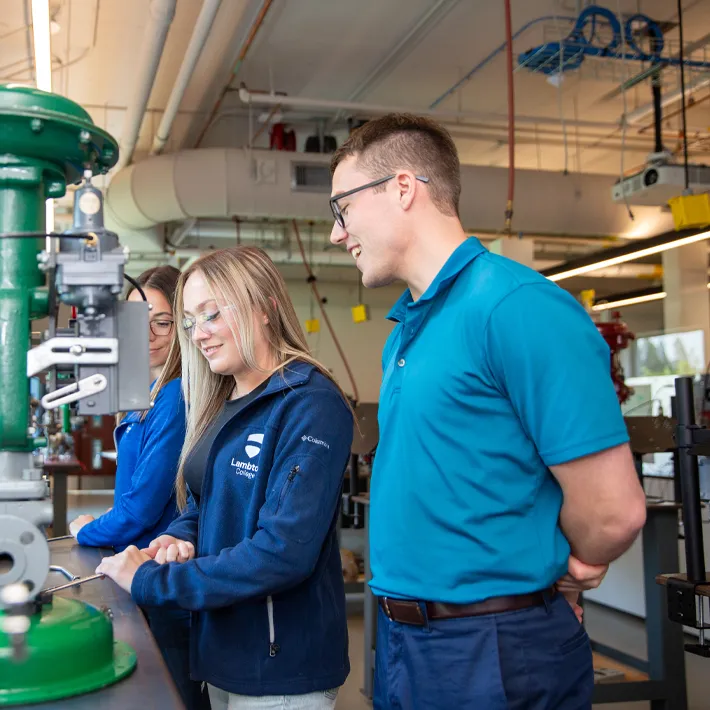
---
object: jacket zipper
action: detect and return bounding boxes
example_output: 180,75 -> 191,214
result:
276,465 -> 300,513
267,465 -> 299,657
267,595 -> 279,657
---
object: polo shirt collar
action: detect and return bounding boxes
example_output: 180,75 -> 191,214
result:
387,237 -> 486,323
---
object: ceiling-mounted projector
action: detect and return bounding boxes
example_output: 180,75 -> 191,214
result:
612,155 -> 710,206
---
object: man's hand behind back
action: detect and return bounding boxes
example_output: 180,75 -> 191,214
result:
556,554 -> 609,624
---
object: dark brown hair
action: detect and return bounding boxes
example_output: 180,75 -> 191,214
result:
127,265 -> 181,308
124,265 -> 182,419
330,113 -> 461,217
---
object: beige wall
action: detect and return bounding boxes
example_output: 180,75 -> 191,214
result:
285,279 -> 402,404
284,278 -> 671,405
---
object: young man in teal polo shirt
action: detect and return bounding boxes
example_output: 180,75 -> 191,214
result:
329,114 -> 647,709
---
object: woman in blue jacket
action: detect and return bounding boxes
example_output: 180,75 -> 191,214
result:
70,266 -> 205,710
97,247 -> 354,710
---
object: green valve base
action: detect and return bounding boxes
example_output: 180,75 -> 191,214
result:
0,596 -> 136,706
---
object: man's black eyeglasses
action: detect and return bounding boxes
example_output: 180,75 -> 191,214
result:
329,174 -> 429,229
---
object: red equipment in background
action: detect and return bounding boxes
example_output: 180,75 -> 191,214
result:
595,311 -> 635,405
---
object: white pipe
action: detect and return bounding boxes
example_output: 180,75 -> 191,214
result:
129,248 -> 357,268
128,248 -> 662,277
237,87 -> 622,132
116,0 -> 177,170
625,73 -> 710,125
150,0 -> 222,155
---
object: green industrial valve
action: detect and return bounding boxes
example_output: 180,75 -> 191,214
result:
0,84 -> 118,451
0,84 -> 137,705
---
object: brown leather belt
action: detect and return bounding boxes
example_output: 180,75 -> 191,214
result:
378,589 -> 554,626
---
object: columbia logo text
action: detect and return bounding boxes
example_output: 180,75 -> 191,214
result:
301,435 -> 330,450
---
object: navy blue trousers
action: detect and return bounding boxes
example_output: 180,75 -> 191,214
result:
142,606 -> 211,710
374,592 -> 593,710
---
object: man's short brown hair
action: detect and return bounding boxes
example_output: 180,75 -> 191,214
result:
330,114 -> 461,217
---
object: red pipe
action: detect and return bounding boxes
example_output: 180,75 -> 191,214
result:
504,0 -> 515,233
194,0 -> 274,148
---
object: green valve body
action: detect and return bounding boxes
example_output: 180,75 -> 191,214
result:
0,158 -> 51,450
0,84 -> 118,450
0,597 -> 136,706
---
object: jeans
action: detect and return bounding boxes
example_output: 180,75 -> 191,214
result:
374,591 -> 593,710
207,684 -> 339,710
142,606 -> 210,710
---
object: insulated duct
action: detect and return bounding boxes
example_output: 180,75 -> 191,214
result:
104,148 -> 673,239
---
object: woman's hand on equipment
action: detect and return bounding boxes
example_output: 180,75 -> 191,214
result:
69,514 -> 95,539
142,535 -> 195,564
96,546 -> 151,593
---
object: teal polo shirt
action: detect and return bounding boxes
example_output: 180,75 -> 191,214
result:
369,237 -> 630,603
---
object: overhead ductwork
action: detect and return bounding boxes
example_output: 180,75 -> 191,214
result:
104,147 -> 674,238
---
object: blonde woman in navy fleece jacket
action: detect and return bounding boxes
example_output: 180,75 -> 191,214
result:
97,247 -> 354,710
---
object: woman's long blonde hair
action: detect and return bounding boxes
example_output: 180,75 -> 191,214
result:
155,246 -> 352,511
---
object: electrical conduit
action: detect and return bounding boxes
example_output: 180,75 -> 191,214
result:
194,0 -> 274,148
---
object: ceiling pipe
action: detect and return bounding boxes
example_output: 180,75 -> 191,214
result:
220,101 -> 709,143
183,218 -> 616,250
236,86 -> 623,132
624,73 -> 710,125
115,0 -> 176,170
127,245 -> 660,278
150,0 -> 222,155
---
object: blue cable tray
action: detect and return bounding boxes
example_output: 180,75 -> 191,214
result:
518,4 -> 710,76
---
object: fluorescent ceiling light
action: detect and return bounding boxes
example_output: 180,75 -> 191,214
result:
546,230 -> 710,283
31,0 -> 52,92
592,291 -> 667,311
46,200 -> 54,235
592,282 -> 710,311
32,0 -> 53,240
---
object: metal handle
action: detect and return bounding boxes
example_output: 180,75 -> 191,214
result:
46,535 -> 74,542
42,573 -> 105,594
48,565 -> 78,582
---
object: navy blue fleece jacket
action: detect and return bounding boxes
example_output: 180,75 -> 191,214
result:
131,362 -> 353,696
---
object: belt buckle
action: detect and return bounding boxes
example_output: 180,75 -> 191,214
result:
382,597 -> 393,621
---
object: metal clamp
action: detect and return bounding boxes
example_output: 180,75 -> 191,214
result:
40,374 -> 108,410
667,576 -> 710,657
667,577 -> 700,626
27,337 -> 118,377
